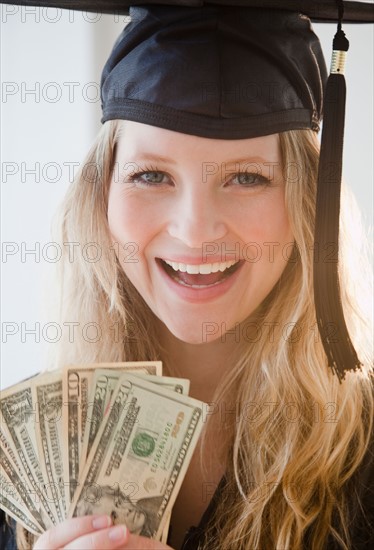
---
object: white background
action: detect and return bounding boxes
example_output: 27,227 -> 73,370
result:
1,5 -> 373,389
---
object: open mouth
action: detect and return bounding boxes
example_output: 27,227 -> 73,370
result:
157,258 -> 243,288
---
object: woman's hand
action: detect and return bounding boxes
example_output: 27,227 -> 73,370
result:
33,515 -> 174,550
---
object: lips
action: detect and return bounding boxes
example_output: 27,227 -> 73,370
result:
158,258 -> 243,287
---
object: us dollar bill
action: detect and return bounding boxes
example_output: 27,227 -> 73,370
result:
0,466 -> 43,535
81,369 -> 190,463
159,512 -> 171,545
138,374 -> 190,396
0,426 -> 25,477
69,374 -> 204,540
32,371 -> 66,522
1,393 -> 48,532
0,440 -> 46,533
62,362 -> 162,504
0,380 -> 56,528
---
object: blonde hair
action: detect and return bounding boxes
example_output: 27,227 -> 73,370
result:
16,123 -> 373,549
200,130 -> 373,549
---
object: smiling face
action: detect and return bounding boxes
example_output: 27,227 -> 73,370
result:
108,121 -> 294,344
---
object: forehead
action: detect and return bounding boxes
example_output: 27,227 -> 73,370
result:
115,121 -> 281,163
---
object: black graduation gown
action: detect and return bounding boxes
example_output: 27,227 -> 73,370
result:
177,439 -> 374,549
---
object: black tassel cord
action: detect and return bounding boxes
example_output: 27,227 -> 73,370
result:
313,3 -> 363,382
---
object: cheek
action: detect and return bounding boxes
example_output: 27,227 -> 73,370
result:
235,190 -> 293,249
108,193 -> 135,240
107,196 -> 142,273
259,196 -> 293,267
107,190 -> 154,257
107,191 -> 164,281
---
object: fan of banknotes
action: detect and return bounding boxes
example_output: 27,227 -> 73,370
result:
0,362 -> 205,543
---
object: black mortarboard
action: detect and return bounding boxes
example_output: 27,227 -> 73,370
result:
2,0 -> 373,380
2,1 -> 374,20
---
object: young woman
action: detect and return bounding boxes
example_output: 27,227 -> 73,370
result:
1,1 -> 373,549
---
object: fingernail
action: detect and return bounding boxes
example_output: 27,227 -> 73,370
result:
108,525 -> 127,542
92,515 -> 111,529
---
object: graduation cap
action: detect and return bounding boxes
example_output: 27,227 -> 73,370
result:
2,0 -> 373,381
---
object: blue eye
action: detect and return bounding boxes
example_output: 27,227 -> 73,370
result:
127,170 -> 170,187
128,171 -> 167,185
232,172 -> 270,187
142,171 -> 165,183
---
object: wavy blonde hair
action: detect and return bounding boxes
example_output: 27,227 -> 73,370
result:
16,122 -> 373,549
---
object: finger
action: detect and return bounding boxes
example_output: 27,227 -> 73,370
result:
64,525 -> 129,550
124,534 -> 173,549
34,515 -> 112,549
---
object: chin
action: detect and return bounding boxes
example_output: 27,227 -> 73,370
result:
168,326 -> 210,345
161,316 -> 239,346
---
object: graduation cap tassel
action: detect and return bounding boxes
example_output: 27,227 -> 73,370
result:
313,1 -> 362,381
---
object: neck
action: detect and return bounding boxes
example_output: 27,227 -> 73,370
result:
156,323 -> 241,403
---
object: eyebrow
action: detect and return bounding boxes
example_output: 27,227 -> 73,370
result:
126,154 -> 279,166
217,157 -> 280,166
126,153 -> 178,165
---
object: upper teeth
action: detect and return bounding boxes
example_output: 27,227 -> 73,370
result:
163,259 -> 238,274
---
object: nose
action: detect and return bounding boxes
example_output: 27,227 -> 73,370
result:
167,184 -> 227,248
